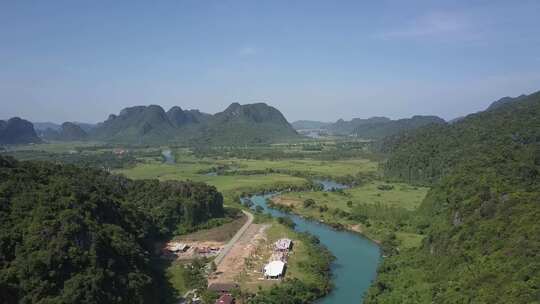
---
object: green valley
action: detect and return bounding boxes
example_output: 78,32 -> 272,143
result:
3,2 -> 540,303
2,91 -> 539,304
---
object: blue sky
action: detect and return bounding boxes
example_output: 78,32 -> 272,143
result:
1,0 -> 540,123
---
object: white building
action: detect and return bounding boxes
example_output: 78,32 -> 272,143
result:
264,260 -> 286,279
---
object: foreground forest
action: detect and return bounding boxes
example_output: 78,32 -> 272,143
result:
366,92 -> 540,302
0,156 -> 224,303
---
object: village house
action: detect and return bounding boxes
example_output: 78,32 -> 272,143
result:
274,238 -> 293,251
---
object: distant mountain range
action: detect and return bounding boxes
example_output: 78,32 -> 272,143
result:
352,115 -> 445,139
486,94 -> 529,111
2,103 -> 298,145
0,117 -> 42,145
40,122 -> 88,141
292,115 -> 445,139
34,121 -> 96,132
7,102 -> 292,145
327,117 -> 393,135
35,121 -> 95,141
3,94 -> 532,145
89,102 -> 298,145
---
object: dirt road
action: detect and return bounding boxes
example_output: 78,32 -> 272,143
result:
213,210 -> 254,266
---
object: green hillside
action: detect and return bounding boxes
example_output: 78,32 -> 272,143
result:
194,103 -> 299,145
0,156 -> 224,304
366,91 -> 540,303
326,117 -> 391,135
353,115 -> 445,140
89,103 -> 298,145
320,115 -> 445,138
166,106 -> 210,127
41,122 -> 88,141
91,105 -> 177,144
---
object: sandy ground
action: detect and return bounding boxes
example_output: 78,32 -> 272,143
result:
208,223 -> 270,284
271,196 -> 301,207
349,224 -> 363,233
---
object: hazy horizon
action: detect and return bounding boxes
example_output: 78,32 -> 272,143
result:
2,1 -> 540,124
11,88 -> 536,126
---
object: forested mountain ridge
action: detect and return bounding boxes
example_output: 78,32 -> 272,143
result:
166,106 -> 211,127
353,115 -> 445,140
34,122 -> 96,133
195,102 -> 299,145
486,94 -> 528,111
89,102 -> 298,145
380,91 -> 540,184
41,122 -> 88,141
91,105 -> 177,144
0,156 -> 224,304
0,117 -> 42,144
366,91 -> 540,303
299,115 -> 446,139
326,117 -> 391,135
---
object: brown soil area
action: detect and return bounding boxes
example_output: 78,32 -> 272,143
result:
208,223 -> 270,285
271,196 -> 301,207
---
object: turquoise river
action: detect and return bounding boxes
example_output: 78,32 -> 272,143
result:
247,193 -> 381,303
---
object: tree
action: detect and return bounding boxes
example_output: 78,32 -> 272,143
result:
303,199 -> 316,208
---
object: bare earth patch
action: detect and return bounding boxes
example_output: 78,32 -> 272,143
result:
208,223 -> 270,285
271,196 -> 301,207
349,224 -> 363,233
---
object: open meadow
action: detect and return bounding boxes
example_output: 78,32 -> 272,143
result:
271,181 -> 429,247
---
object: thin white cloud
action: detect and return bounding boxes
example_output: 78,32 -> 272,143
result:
238,46 -> 257,56
377,11 -> 473,40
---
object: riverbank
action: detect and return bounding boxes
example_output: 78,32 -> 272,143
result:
268,180 -> 429,251
246,193 -> 380,304
113,149 -> 385,302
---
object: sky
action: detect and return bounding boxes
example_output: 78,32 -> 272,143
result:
1,0 -> 540,124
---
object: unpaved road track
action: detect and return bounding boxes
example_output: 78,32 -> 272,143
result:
213,210 -> 254,266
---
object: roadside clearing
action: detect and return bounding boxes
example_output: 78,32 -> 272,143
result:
214,210 -> 254,266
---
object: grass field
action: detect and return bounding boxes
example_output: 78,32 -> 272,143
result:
7,141 -> 105,153
264,223 -> 321,286
115,151 -> 379,196
116,163 -> 309,193
238,221 -> 323,292
272,181 -> 429,246
165,260 -> 190,295
278,181 -> 429,212
222,158 -> 378,177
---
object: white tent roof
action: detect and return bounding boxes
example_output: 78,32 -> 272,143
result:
264,260 -> 285,277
